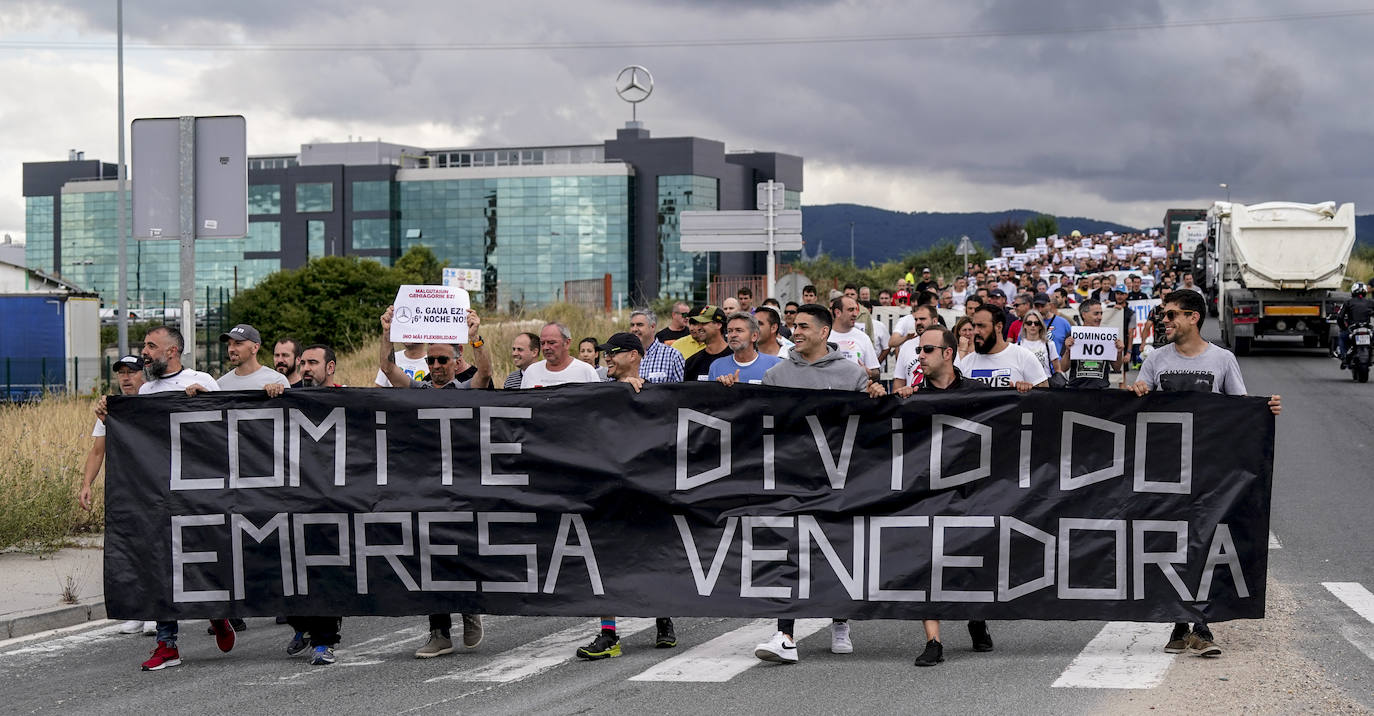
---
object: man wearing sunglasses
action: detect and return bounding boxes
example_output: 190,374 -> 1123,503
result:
895,326 -> 994,666
891,304 -> 942,392
1129,289 -> 1281,658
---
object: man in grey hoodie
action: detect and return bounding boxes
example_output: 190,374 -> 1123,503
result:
722,303 -> 885,664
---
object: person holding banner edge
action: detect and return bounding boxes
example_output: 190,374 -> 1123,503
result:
1129,289 -> 1281,658
377,305 -> 490,657
724,303 -> 886,664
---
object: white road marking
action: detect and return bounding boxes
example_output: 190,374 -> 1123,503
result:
425,617 -> 656,683
1269,531 -> 1282,549
0,621 -> 124,656
1051,622 -> 1176,689
628,618 -> 831,682
1324,582 -> 1374,624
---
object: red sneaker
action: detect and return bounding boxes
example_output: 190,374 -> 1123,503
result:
209,619 -> 236,653
141,641 -> 181,671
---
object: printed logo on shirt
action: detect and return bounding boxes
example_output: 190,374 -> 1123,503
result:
1157,371 -> 1216,393
967,368 -> 1013,388
1074,360 -> 1106,380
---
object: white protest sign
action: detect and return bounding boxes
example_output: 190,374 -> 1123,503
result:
1113,248 -> 1129,260
1054,238 -> 1067,248
1148,228 -> 1160,237
1128,299 -> 1160,345
1074,247 -> 1091,259
1081,238 -> 1092,248
1070,325 -> 1119,360
1001,247 -> 1015,257
1104,231 -> 1114,237
390,285 -> 470,343
1152,246 -> 1168,259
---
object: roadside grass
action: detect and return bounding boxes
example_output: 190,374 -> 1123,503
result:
1348,254 -> 1373,289
1,304 -> 630,551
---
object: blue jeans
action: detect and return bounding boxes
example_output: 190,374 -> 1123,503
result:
1338,330 -> 1349,357
156,620 -> 178,646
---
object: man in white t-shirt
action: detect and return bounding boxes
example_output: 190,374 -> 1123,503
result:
827,295 -> 880,380
892,304 -> 941,392
521,322 -> 600,388
214,324 -> 290,391
375,342 -> 428,387
955,305 -> 1049,392
92,325 -> 233,671
950,276 -> 971,308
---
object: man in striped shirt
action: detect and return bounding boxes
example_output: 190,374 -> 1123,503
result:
628,309 -> 684,384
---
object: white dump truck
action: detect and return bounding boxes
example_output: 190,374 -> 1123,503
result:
1196,201 -> 1356,355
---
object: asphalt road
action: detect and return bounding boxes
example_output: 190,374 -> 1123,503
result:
4,330 -> 1374,714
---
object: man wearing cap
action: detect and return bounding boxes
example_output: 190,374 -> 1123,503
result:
573,333 -> 680,660
80,355 -> 152,636
709,312 -> 782,384
915,268 -> 939,295
214,324 -> 289,391
682,306 -> 732,382
628,309 -> 684,384
1032,293 -> 1073,357
986,289 -> 1012,339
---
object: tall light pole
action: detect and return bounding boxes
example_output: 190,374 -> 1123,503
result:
849,221 -> 854,264
1219,183 -> 1230,203
115,0 -> 129,355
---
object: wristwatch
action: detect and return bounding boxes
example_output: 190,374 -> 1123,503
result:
470,336 -> 484,348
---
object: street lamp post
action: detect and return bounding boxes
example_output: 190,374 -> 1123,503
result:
849,221 -> 854,264
1219,183 -> 1230,202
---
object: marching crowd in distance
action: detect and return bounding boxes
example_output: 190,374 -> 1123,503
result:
81,228 -> 1281,672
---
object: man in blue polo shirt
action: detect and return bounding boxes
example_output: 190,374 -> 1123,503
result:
709,312 -> 782,383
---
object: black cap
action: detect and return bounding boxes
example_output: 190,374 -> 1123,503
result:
596,332 -> 644,356
1033,292 -> 1051,305
689,305 -> 727,324
987,288 -> 1007,299
220,323 -> 262,344
113,354 -> 143,372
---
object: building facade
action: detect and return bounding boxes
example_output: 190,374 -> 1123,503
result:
22,125 -> 802,309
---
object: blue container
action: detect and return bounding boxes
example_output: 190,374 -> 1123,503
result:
0,295 -> 67,400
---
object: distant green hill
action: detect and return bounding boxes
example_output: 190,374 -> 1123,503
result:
799,204 -> 1143,266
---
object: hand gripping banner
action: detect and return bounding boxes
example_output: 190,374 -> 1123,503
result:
103,384 -> 1274,622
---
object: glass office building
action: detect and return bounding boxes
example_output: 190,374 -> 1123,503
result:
22,126 -> 802,308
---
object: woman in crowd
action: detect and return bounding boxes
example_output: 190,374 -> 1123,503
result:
578,337 -> 608,380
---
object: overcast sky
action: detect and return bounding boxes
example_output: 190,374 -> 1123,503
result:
3,0 -> 1372,242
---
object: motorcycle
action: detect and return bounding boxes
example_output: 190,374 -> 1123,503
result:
1349,322 -> 1373,383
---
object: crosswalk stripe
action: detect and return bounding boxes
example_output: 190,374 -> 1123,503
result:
0,621 -> 123,655
425,617 -> 656,683
1323,582 -> 1374,624
1051,622 -> 1175,689
628,618 -> 831,682
1269,531 -> 1282,549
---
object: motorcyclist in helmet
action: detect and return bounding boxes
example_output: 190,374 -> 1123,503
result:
1337,283 -> 1374,369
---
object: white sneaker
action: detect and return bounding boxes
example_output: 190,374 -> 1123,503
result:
831,621 -> 853,654
142,621 -> 158,636
754,631 -> 798,663
118,620 -> 143,634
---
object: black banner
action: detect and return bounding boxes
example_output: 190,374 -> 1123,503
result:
104,384 -> 1274,622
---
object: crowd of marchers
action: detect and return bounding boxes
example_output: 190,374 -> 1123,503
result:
81,229 -> 1280,672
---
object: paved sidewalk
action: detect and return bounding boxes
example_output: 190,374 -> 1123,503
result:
0,538 -> 106,639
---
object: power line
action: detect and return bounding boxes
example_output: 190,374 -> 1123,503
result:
1,8 -> 1372,53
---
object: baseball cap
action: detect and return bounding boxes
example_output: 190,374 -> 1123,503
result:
987,288 -> 1007,299
921,267 -> 931,274
596,332 -> 644,356
689,305 -> 727,324
220,323 -> 262,344
113,354 -> 143,372
1033,292 -> 1051,305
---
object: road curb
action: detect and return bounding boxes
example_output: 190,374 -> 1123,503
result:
1,600 -> 107,640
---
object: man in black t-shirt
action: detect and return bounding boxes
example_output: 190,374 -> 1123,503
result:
682,305 -> 732,381
1057,299 -> 1125,389
655,301 -> 692,345
896,326 -> 993,668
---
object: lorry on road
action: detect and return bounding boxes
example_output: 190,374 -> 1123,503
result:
1194,201 -> 1355,355
1163,208 -> 1208,268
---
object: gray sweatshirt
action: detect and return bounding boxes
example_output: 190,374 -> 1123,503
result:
762,345 -> 869,391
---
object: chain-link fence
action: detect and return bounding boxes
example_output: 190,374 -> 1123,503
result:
563,274 -> 612,313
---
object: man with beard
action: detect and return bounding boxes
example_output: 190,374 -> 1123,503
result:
891,304 -> 940,393
955,305 -> 1048,392
211,324 -> 288,391
745,303 -> 886,664
95,326 -> 235,670
273,337 -> 304,386
681,306 -> 732,382
897,326 -> 995,666
754,305 -> 792,358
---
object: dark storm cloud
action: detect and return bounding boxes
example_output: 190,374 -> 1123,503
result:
25,0 -> 1374,213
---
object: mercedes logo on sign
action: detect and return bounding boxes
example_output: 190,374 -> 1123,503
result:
616,65 -> 654,104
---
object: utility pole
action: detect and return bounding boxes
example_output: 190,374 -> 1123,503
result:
849,221 -> 855,264
115,0 -> 128,355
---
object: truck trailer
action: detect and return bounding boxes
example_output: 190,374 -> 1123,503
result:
1197,201 -> 1355,355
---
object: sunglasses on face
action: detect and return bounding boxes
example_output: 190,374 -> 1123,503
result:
919,344 -> 951,354
1023,321 -> 1042,327
425,356 -> 452,365
784,310 -> 797,315
1163,309 -> 1196,321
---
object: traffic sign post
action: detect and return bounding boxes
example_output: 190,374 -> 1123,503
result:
132,115 -> 247,369
680,181 -> 801,300
956,234 -> 976,277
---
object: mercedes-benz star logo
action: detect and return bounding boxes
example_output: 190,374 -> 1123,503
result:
616,65 -> 654,104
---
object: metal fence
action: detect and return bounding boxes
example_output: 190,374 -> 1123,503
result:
1,356 -> 103,401
708,274 -> 766,306
563,274 -> 613,313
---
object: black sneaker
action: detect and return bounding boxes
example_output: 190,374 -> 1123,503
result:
914,639 -> 944,667
208,618 -> 249,635
575,630 -> 621,660
655,618 -> 677,648
968,620 -> 993,652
